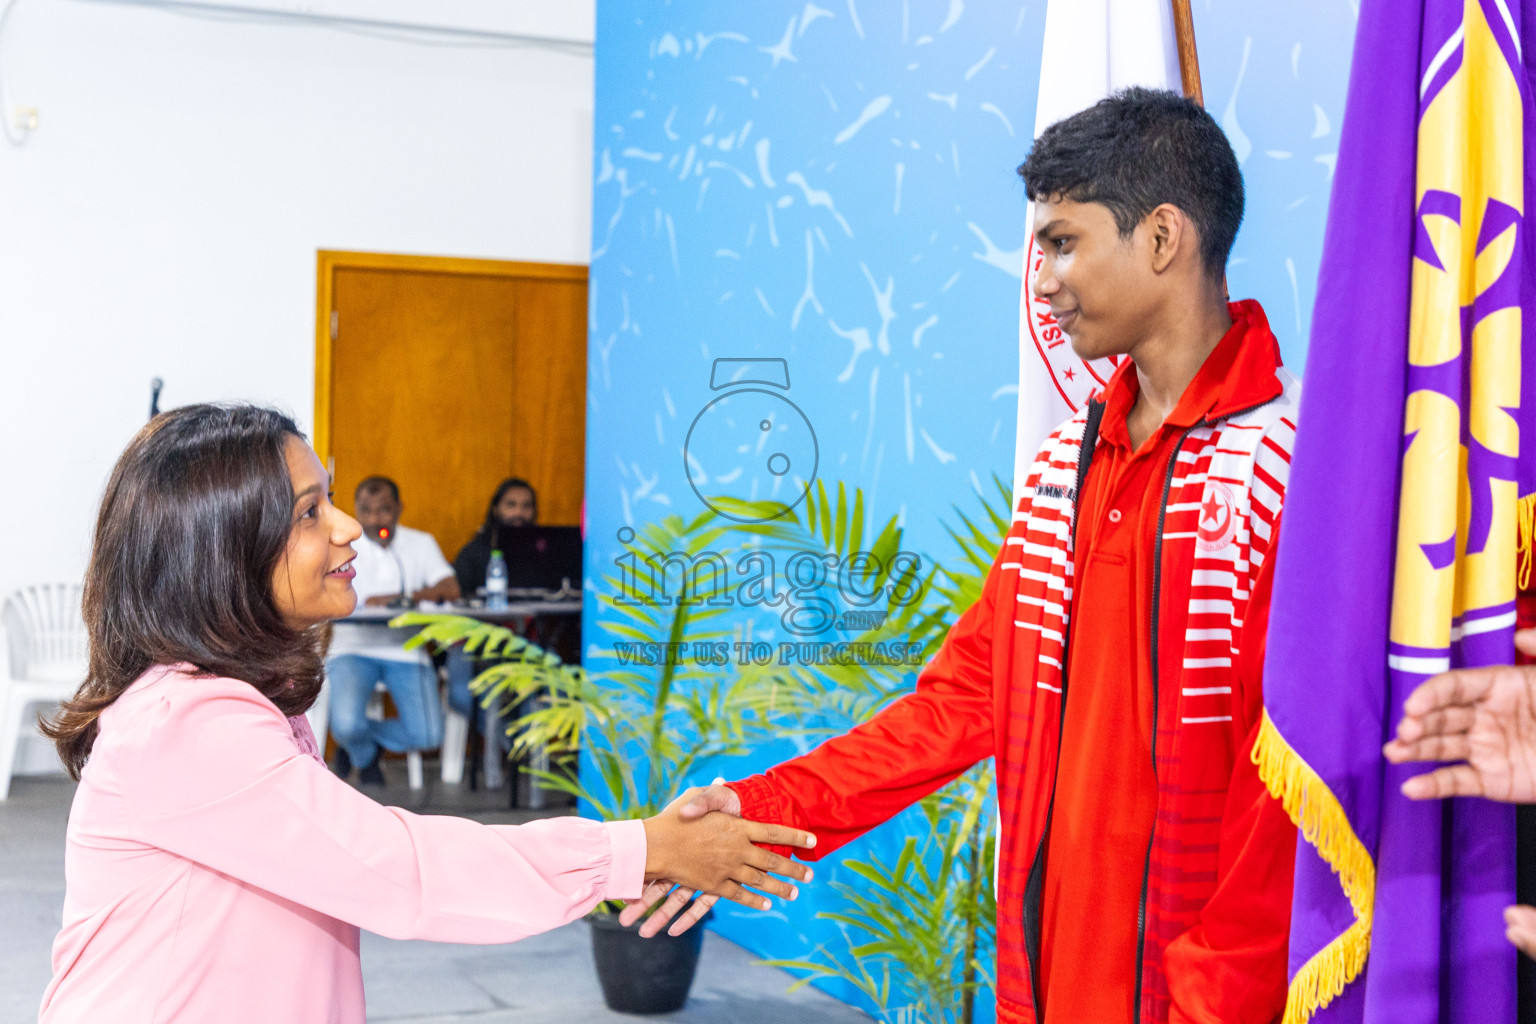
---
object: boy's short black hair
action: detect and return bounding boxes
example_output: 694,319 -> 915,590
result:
1017,87 -> 1244,278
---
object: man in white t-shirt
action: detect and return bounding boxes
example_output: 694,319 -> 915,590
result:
326,476 -> 460,785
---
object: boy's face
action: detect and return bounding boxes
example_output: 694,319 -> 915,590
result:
1031,196 -> 1159,362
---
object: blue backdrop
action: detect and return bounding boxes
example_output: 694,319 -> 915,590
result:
586,1 -> 1359,1016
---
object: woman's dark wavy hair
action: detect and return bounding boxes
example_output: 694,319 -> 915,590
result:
44,403 -> 326,776
1017,86 -> 1244,279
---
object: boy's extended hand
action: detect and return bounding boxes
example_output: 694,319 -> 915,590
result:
638,785 -> 814,936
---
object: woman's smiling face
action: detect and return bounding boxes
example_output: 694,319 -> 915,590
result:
271,438 -> 363,630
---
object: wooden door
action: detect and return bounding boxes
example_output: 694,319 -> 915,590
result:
315,253 -> 587,565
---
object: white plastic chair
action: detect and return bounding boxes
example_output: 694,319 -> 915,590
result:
1,583 -> 88,800
437,701 -> 511,787
375,686 -> 426,791
304,676 -> 330,762
307,671 -> 436,791
440,696 -> 470,785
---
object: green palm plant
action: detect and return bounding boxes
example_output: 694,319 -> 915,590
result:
716,480 -> 955,725
761,763 -> 997,1024
399,473 -> 1012,1012
399,507 -> 820,825
933,474 -> 1013,614
401,482 -> 946,817
750,474 -> 1014,1024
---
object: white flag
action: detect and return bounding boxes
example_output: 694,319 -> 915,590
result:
1012,0 -> 1183,500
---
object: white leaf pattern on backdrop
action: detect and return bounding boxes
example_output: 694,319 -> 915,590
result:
587,1 -> 1357,1014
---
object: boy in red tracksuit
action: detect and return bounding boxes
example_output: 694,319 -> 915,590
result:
629,88 -> 1300,1024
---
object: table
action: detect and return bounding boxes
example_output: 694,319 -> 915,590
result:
335,598 -> 583,797
337,598 -> 584,623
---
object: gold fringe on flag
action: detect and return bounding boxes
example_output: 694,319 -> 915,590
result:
1519,493 -> 1534,592
1252,709 -> 1375,1024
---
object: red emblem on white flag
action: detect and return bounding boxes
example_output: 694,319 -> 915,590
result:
1011,0 -> 1179,504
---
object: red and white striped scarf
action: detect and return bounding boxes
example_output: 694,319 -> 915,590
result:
991,366 -> 1299,1024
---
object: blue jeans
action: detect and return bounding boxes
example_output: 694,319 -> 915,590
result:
326,655 -> 443,768
445,645 -> 476,718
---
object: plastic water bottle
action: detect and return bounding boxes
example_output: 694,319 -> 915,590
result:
485,549 -> 509,610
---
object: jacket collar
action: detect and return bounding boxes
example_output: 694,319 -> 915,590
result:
1097,299 -> 1284,450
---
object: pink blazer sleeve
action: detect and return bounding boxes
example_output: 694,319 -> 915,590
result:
112,677 -> 645,943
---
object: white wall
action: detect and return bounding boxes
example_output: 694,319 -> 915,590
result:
0,0 -> 595,769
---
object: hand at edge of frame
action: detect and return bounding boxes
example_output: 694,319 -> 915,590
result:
1507,905 -> 1536,958
1384,630 -> 1536,803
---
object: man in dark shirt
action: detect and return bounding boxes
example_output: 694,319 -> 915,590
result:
454,478 -> 538,596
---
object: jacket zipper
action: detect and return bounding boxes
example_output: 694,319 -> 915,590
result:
1131,396 -> 1279,1024
1131,422 -> 1197,1024
1024,401 -> 1104,1013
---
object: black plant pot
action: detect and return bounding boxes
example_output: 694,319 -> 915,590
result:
588,911 -> 705,1014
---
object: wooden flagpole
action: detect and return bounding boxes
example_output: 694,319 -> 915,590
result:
1171,0 -> 1205,106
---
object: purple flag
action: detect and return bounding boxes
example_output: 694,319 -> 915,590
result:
1253,0 -> 1536,1022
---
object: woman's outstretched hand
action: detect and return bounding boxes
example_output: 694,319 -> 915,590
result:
623,785 -> 755,937
1383,629 -> 1536,802
638,785 -> 815,936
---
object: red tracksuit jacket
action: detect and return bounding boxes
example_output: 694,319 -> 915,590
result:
730,301 -> 1301,1024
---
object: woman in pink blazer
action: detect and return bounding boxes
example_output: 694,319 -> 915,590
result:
38,404 -> 814,1024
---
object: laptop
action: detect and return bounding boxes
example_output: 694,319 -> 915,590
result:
499,526 -> 583,593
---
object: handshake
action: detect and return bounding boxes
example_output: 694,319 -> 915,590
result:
636,784 -> 802,938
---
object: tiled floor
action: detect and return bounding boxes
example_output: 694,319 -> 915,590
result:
0,771 -> 868,1023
